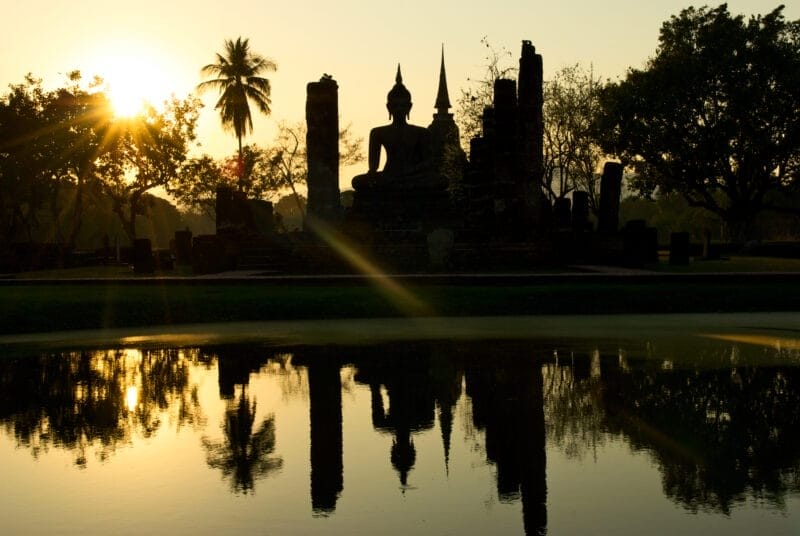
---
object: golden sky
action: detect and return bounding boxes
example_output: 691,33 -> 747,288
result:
1,0 -> 796,172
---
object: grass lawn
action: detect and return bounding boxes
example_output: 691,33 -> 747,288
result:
2,254 -> 799,336
12,264 -> 195,279
651,255 -> 800,273
1,277 -> 799,335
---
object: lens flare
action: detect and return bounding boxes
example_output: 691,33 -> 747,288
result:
305,217 -> 433,317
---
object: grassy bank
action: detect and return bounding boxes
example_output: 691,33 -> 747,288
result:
2,276 -> 800,335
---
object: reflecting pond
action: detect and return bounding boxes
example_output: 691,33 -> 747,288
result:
1,314 -> 800,535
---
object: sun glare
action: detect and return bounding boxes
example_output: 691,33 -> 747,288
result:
90,45 -> 176,117
125,385 -> 139,412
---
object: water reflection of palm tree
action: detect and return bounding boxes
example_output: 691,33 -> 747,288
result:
202,391 -> 283,494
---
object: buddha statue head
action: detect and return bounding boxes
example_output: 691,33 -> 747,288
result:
387,64 -> 412,120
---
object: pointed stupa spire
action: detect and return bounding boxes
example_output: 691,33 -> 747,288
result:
435,45 -> 452,113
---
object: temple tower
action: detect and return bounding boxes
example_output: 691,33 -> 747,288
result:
428,46 -> 466,192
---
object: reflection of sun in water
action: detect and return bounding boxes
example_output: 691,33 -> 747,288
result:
90,44 -> 175,117
126,385 -> 139,412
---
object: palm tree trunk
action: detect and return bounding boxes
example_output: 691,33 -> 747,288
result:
237,135 -> 244,192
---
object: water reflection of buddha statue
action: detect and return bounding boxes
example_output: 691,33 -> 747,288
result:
352,66 -> 446,194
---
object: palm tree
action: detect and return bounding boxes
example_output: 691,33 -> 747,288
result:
198,37 -> 276,186
202,392 -> 283,494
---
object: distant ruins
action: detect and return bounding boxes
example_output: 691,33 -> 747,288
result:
202,40 -> 654,273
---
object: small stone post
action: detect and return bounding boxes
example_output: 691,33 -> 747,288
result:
598,162 -> 623,233
572,191 -> 590,232
133,238 -> 154,273
670,232 -> 691,265
553,198 -> 571,230
174,228 -> 193,264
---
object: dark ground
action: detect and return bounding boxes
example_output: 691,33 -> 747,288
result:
1,272 -> 799,335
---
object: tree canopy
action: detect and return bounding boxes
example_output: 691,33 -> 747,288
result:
596,4 -> 800,240
100,96 -> 201,243
0,73 -> 201,251
0,73 -> 113,247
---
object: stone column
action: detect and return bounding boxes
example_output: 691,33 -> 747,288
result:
305,76 -> 340,227
174,229 -> 192,264
466,136 -> 493,234
518,40 -> 546,229
492,79 -> 518,214
598,162 -> 623,233
133,238 -> 154,273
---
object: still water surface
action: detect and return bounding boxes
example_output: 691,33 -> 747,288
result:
1,314 -> 799,535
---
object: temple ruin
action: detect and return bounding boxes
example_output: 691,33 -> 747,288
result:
199,40 -> 653,273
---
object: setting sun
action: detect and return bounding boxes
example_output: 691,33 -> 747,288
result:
90,44 -> 176,117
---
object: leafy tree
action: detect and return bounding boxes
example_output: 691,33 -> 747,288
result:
0,73 -> 112,248
596,4 -> 800,241
45,73 -> 114,249
172,145 -> 284,219
257,121 -> 363,219
620,193 -> 724,244
197,37 -> 277,184
543,64 -> 604,211
173,122 -> 362,222
273,193 -> 306,231
100,96 -> 200,243
170,155 -> 224,220
263,122 -> 307,215
0,76 -> 54,244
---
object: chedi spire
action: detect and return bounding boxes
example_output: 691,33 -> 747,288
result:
434,45 -> 451,114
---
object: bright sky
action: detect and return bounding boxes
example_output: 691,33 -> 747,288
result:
1,0 -> 796,188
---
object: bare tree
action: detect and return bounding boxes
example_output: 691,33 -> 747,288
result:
543,64 -> 605,212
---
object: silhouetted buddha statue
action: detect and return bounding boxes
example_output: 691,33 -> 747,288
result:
352,66 -> 446,194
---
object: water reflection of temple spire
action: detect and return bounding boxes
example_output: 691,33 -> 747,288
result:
432,354 -> 462,477
440,401 -> 453,475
